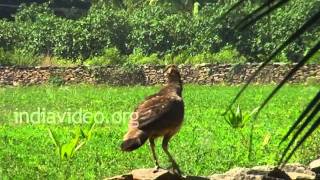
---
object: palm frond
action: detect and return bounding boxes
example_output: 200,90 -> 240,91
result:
223,0 -> 320,166
235,0 -> 290,30
220,0 -> 246,20
223,10 -> 320,115
280,91 -> 320,145
278,96 -> 320,165
280,111 -> 320,167
254,40 -> 320,117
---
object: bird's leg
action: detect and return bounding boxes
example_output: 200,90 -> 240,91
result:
162,135 -> 182,176
149,138 -> 160,173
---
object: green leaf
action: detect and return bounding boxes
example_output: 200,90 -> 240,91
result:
48,128 -> 61,156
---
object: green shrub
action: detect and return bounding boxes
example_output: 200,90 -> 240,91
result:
273,53 -> 290,63
0,20 -> 17,50
0,2 -> 318,64
211,46 -> 247,64
191,4 -> 227,54
14,4 -> 57,55
307,50 -> 320,64
172,50 -> 190,64
52,5 -> 129,59
41,56 -> 82,67
162,53 -> 175,65
248,0 -> 317,60
48,75 -> 65,86
128,5 -> 192,55
0,48 -> 10,65
84,47 -> 124,66
0,48 -> 40,66
128,49 -> 160,64
4,3 -> 129,60
186,52 -> 213,64
10,49 -> 41,66
186,46 -> 247,64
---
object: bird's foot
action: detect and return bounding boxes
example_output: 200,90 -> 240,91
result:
153,165 -> 161,173
168,164 -> 183,177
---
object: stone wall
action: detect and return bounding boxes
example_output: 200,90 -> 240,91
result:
107,163 -> 320,180
0,63 -> 319,86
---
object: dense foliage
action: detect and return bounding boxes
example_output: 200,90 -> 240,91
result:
0,1 -> 319,65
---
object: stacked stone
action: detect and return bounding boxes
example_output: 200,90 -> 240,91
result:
0,64 -> 319,86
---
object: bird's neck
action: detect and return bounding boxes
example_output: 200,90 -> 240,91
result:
166,82 -> 183,97
168,76 -> 182,85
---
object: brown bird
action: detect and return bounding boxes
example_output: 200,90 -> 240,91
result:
120,64 -> 184,175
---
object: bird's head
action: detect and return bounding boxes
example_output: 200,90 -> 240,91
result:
164,64 -> 182,85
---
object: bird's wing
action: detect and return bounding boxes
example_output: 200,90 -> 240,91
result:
143,88 -> 167,101
131,95 -> 182,129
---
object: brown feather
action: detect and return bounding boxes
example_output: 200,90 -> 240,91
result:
121,65 -> 184,152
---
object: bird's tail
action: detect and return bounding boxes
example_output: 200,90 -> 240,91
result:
120,129 -> 148,152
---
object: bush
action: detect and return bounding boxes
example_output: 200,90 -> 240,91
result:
128,49 -> 161,64
53,4 -> 129,59
40,56 -> 82,67
273,53 -> 290,63
2,3 -> 129,60
48,75 -> 65,86
172,51 -> 191,64
307,50 -> 320,64
14,4 -> 57,55
211,46 -> 247,64
84,47 -> 124,66
247,0 -> 318,60
186,46 -> 247,64
0,2 -> 318,64
0,48 -> 41,66
128,5 -> 192,55
0,48 -> 11,65
10,49 -> 41,66
0,20 -> 17,50
191,4 -> 229,54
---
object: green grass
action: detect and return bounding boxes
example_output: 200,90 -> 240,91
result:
0,84 -> 319,179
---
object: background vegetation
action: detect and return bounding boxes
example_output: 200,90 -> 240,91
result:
0,0 -> 319,66
0,85 -> 319,178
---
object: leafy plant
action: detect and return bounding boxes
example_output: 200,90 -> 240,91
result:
48,75 -> 65,86
172,50 -> 190,64
224,0 -> 320,167
84,47 -> 124,66
0,48 -> 10,65
127,49 -> 160,64
0,48 -> 41,66
128,5 -> 192,55
224,105 -> 259,160
48,122 -> 95,160
41,56 -> 82,67
307,50 -> 320,64
186,46 -> 247,64
224,105 -> 258,129
0,1 -> 318,64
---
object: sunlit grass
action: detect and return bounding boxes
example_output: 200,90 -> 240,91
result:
0,84 -> 319,178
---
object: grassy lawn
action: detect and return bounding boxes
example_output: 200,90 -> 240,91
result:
0,84 -> 319,179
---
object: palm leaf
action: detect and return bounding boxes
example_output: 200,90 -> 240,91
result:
280,91 -> 320,145
254,40 -> 320,117
280,114 -> 320,166
235,0 -> 290,30
278,99 -> 320,166
223,10 -> 320,115
219,0 -> 246,20
223,0 -> 320,166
